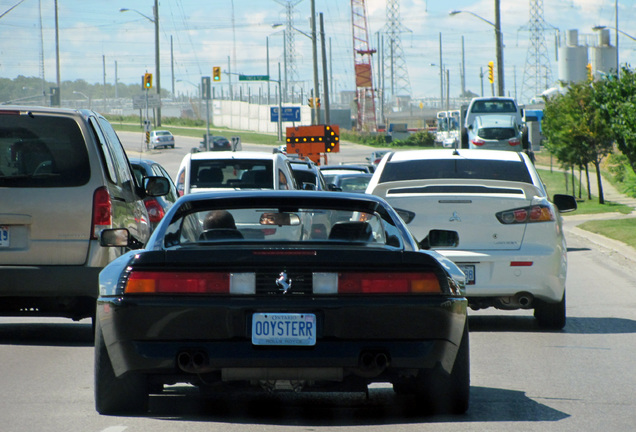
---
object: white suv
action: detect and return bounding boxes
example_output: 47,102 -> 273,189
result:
176,151 -> 297,195
367,149 -> 577,329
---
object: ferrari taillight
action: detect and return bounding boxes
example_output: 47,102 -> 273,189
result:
124,271 -> 259,294
336,272 -> 441,294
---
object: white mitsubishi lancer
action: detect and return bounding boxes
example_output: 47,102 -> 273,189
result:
367,149 -> 578,329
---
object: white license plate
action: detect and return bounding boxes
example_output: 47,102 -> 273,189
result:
458,264 -> 475,285
0,226 -> 9,248
252,313 -> 316,346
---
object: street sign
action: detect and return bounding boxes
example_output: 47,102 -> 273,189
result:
132,93 -> 160,109
270,106 -> 301,122
238,74 -> 270,81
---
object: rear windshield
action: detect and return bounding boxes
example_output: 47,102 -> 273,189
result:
470,100 -> 517,114
191,159 -> 273,189
478,127 -> 516,140
379,158 -> 533,184
0,114 -> 90,187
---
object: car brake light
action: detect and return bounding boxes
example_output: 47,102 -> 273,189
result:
125,271 -> 231,294
496,204 -> 555,224
337,272 -> 441,294
508,138 -> 521,146
471,138 -> 485,146
144,198 -> 165,224
91,187 -> 112,239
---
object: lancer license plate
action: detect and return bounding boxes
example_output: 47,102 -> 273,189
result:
458,264 -> 475,285
0,226 -> 9,248
252,313 -> 316,346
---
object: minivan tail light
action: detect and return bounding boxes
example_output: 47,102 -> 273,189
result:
91,187 -> 112,239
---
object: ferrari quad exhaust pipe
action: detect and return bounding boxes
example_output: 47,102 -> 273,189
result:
358,351 -> 390,377
177,350 -> 211,373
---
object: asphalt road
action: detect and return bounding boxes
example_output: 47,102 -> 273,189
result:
1,133 -> 635,431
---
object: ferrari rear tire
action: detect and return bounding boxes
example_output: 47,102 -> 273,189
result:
94,321 -> 149,415
413,323 -> 470,414
534,291 -> 566,330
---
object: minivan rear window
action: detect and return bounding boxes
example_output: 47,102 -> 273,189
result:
379,159 -> 533,184
0,114 -> 90,187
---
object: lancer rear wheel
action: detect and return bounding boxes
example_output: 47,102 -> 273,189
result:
94,321 -> 149,415
534,291 -> 566,330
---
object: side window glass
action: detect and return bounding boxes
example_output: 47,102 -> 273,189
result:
97,118 -> 135,193
89,117 -> 117,184
278,169 -> 289,190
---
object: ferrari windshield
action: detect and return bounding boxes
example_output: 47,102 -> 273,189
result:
161,205 -> 402,248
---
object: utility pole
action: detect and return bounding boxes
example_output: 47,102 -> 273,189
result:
494,0 -> 504,96
320,13 -> 330,124
154,0 -> 161,125
310,0 -> 320,124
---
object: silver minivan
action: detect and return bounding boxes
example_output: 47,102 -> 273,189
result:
468,115 -> 522,151
0,107 -> 168,321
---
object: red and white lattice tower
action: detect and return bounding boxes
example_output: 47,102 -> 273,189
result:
351,0 -> 377,132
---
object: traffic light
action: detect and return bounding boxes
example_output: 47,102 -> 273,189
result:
143,73 -> 153,89
586,63 -> 593,81
316,98 -> 321,108
213,66 -> 221,82
487,61 -> 494,84
308,98 -> 315,108
324,125 -> 340,153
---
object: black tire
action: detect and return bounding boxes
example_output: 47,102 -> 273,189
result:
521,125 -> 530,150
94,321 -> 149,415
460,128 -> 469,149
534,291 -> 566,330
412,322 -> 470,414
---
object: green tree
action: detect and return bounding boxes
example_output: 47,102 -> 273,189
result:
542,81 -> 614,203
594,67 -> 636,175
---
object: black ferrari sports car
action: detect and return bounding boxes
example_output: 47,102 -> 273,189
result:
94,190 -> 469,415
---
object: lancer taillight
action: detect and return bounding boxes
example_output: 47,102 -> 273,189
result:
337,272 -> 441,294
91,187 -> 112,239
470,138 -> 485,146
496,204 -> 555,224
508,137 -> 521,146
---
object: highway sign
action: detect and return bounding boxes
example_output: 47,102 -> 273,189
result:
238,75 -> 270,81
270,106 -> 301,122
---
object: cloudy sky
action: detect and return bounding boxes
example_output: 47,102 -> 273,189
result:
0,0 -> 633,104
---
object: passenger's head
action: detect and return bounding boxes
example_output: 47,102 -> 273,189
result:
203,210 -> 236,230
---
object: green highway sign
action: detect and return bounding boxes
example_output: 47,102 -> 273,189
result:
238,74 -> 270,81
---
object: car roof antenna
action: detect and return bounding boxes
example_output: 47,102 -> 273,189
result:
453,148 -> 460,156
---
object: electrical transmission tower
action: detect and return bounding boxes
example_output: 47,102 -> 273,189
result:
351,0 -> 377,132
275,0 -> 302,102
380,0 -> 412,101
520,0 -> 554,103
